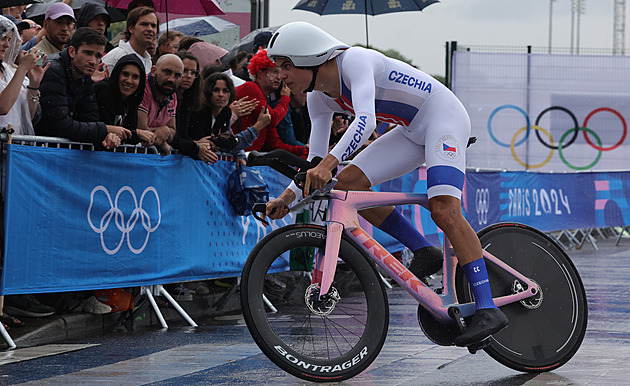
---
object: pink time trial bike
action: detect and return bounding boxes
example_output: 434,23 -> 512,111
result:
240,149 -> 587,383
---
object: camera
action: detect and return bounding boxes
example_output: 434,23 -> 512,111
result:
211,131 -> 238,150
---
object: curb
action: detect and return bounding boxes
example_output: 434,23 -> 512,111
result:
8,288 -> 242,349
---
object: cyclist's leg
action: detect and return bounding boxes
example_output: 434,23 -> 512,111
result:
421,92 -> 508,345
336,127 -> 425,226
339,128 -> 442,277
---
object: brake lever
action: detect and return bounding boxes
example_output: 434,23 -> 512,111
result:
290,179 -> 338,213
252,203 -> 270,227
253,179 -> 337,226
294,171 -> 306,188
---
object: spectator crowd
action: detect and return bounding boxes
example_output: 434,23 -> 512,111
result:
0,0 -> 386,331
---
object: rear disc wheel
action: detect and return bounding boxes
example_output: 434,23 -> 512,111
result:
456,222 -> 587,372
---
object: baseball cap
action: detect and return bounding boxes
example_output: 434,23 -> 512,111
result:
16,20 -> 31,33
253,31 -> 272,52
45,3 -> 76,21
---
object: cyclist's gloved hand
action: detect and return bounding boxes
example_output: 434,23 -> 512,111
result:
304,164 -> 333,196
265,195 -> 292,220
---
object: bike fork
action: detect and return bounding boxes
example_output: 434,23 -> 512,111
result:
312,221 -> 344,299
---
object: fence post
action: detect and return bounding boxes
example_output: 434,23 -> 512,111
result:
446,41 -> 457,90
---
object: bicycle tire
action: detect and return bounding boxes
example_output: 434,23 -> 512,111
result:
241,224 -> 389,382
456,222 -> 587,372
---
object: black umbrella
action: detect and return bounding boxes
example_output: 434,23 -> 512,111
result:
293,0 -> 439,46
224,25 -> 280,64
0,0 -> 41,7
25,0 -> 127,25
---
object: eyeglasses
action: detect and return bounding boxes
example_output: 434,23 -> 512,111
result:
183,69 -> 199,78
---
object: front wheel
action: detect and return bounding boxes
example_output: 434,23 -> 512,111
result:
456,222 -> 587,372
241,224 -> 389,382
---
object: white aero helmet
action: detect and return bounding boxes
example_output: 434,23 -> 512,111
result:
267,21 -> 349,68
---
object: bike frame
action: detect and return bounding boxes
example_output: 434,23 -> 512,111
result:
309,189 -> 540,323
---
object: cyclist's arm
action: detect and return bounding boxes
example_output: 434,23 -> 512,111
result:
286,92 -> 335,200
329,49 -> 381,163
305,91 -> 334,160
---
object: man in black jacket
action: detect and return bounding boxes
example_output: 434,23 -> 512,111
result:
35,27 -> 130,149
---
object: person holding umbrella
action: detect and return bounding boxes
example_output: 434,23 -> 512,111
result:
264,21 -> 508,348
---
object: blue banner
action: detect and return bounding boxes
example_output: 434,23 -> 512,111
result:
4,144 -> 630,295
357,167 -> 630,244
2,145 -> 291,295
464,170 -> 630,232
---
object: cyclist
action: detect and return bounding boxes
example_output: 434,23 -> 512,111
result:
264,21 -> 508,346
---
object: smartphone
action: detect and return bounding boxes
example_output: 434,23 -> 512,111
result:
28,49 -> 44,66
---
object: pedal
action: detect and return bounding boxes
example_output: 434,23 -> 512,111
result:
466,337 -> 491,354
448,307 -> 492,353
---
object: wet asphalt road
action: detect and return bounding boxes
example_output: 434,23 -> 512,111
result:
1,236 -> 629,385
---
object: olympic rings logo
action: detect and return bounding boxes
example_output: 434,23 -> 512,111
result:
87,186 -> 161,255
487,105 -> 628,170
475,188 -> 490,226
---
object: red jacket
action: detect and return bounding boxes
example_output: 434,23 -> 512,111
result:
233,82 -> 306,157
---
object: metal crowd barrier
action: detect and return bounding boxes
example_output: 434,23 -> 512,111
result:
6,133 -> 236,159
0,132 -> 235,189
548,227 -> 626,251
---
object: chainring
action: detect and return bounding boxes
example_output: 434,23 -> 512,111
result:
417,305 -> 460,346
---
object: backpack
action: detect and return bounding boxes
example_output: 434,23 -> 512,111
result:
227,166 -> 269,216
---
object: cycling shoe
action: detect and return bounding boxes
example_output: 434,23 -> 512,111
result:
408,246 -> 443,279
454,308 -> 509,347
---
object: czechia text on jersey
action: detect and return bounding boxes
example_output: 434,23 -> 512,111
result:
388,70 -> 432,93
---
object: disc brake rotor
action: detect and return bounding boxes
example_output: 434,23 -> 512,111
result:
512,279 -> 543,309
305,284 -> 341,316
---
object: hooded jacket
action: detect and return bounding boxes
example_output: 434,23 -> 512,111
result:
76,3 -> 114,52
94,54 -> 146,143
